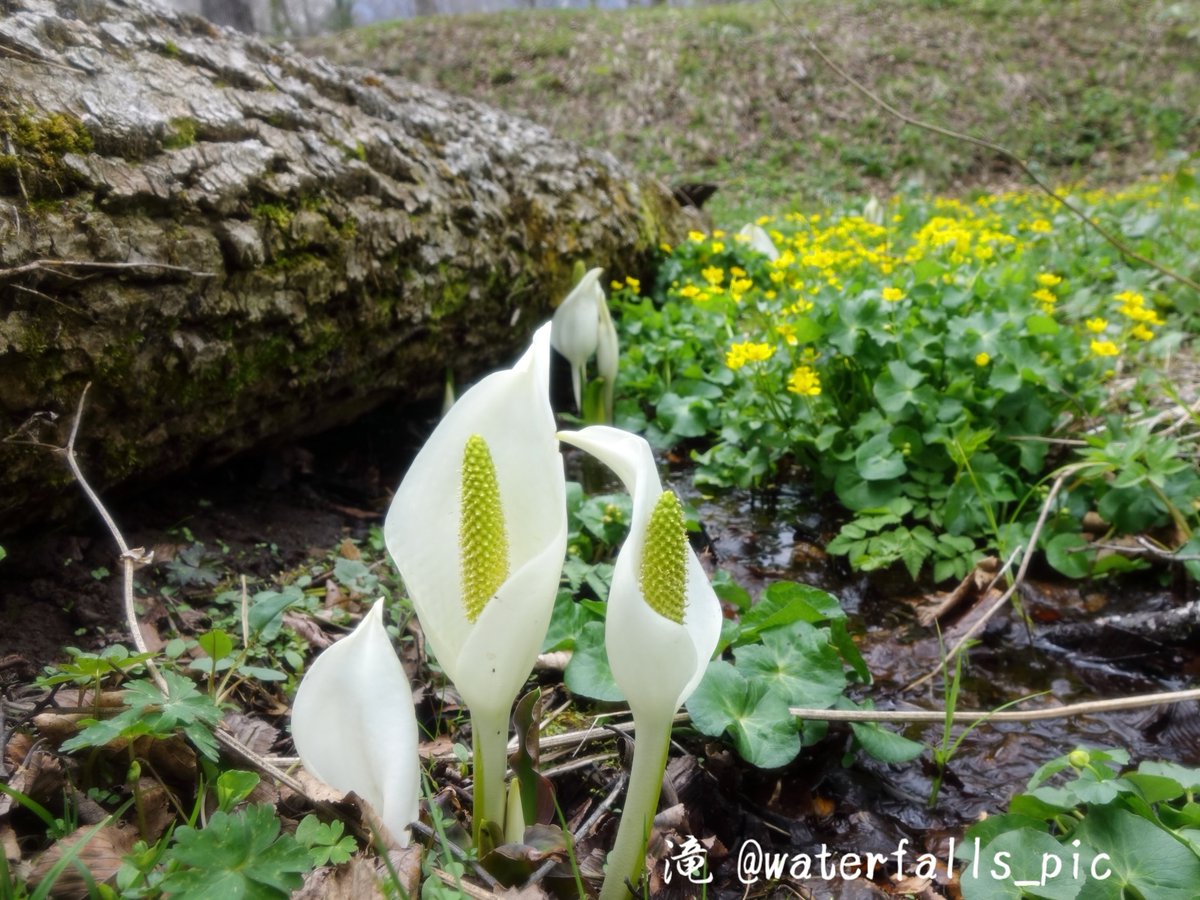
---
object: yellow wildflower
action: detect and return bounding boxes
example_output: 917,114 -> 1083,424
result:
1114,290 -> 1144,307
975,352 -> 990,367
712,230 -> 726,238
1085,317 -> 1108,333
1130,323 -> 1154,341
775,323 -> 799,346
688,230 -> 706,243
625,276 -> 641,293
678,284 -> 702,300
725,341 -> 774,370
1029,219 -> 1053,233
882,287 -> 905,302
710,241 -> 725,254
1027,290 -> 1056,309
1036,273 -> 1062,287
1090,339 -> 1119,357
702,266 -> 725,287
787,365 -> 821,396
730,277 -> 754,297
659,242 -> 673,254
730,266 -> 747,278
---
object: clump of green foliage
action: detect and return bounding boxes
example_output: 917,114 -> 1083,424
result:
959,748 -> 1200,898
612,170 -> 1200,582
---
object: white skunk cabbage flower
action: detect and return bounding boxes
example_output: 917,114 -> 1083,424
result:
385,323 -> 567,842
550,267 -> 618,416
862,195 -> 884,226
594,292 -> 620,424
736,223 -> 780,261
291,600 -> 420,847
557,426 -> 721,899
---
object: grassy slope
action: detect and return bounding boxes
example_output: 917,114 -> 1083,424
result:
306,0 -> 1200,224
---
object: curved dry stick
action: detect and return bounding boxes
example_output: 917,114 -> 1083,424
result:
906,462 -> 1094,691
55,384 -> 322,800
772,0 -> 1200,295
61,384 -> 168,695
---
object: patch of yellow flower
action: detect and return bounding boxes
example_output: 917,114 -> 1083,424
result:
787,365 -> 821,396
726,341 -> 774,370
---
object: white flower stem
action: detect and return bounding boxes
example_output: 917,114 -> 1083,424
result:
471,708 -> 510,850
599,709 -> 672,900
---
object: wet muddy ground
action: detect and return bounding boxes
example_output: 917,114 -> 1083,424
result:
2,396 -> 1198,898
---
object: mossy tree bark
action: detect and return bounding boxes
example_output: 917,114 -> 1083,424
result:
0,0 -> 688,535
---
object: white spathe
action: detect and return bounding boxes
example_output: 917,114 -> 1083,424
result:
291,600 -> 420,847
594,290 -> 620,424
557,425 -> 720,718
736,223 -> 780,261
550,268 -> 615,414
559,426 -> 723,900
385,324 -> 567,722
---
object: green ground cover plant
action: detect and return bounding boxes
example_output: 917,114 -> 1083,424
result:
959,748 -> 1200,899
611,170 -> 1200,582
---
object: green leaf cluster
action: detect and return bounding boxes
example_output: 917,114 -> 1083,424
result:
959,748 -> 1200,899
61,670 -> 223,761
682,581 -> 921,768
157,804 -> 312,898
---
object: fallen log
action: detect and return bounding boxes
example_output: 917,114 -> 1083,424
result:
0,0 -> 689,535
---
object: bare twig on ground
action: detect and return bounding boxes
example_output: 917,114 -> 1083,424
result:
772,1 -> 1200,296
523,770 -> 627,890
47,383 -> 325,802
60,384 -> 167,694
791,686 -> 1200,723
412,823 -> 502,891
907,462 -> 1094,691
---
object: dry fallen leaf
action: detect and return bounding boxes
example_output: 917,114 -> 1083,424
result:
223,710 -> 280,757
295,854 -> 397,900
27,821 -> 137,899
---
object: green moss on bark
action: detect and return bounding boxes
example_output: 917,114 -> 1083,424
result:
0,107 -> 93,198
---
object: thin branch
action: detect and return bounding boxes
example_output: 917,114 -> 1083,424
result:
412,823 -> 502,891
524,770 -> 627,891
53,384 -> 333,804
61,384 -> 167,694
773,1 -> 1200,295
0,258 -> 216,280
907,462 -> 1095,691
791,687 -> 1200,723
9,283 -> 97,322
